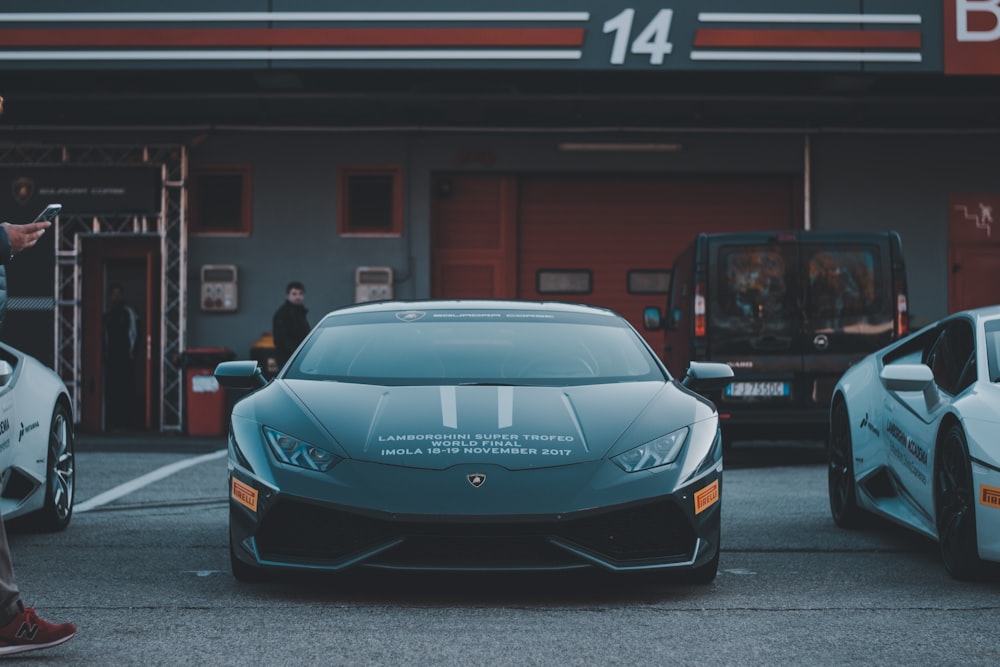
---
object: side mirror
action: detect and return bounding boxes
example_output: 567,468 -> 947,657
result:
880,363 -> 940,411
643,307 -> 662,331
215,360 -> 268,390
0,360 -> 12,387
681,361 -> 734,392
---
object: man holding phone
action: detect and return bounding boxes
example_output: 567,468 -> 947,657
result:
0,96 -> 77,655
0,208 -> 56,333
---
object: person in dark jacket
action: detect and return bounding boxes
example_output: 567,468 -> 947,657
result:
0,209 -> 78,655
103,283 -> 140,430
272,281 -> 310,367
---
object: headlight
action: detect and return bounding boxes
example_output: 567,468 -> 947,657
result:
612,427 -> 689,472
263,426 -> 342,471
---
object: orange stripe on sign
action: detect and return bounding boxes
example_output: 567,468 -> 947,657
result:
694,29 -> 921,49
694,479 -> 720,515
231,478 -> 258,513
0,27 -> 585,48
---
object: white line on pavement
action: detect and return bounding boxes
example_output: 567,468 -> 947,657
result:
75,449 -> 227,513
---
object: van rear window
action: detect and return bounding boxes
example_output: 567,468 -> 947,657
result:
713,245 -> 797,335
712,243 -> 886,334
804,245 -> 885,325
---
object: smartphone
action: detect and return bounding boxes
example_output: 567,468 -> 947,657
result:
34,203 -> 62,222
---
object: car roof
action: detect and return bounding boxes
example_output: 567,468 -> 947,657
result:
320,299 -> 621,320
964,304 -> 1000,324
918,305 -> 1000,333
700,229 -> 897,242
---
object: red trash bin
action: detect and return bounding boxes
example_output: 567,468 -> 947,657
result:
182,347 -> 236,436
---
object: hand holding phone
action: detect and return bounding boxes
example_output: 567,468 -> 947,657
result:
3,204 -> 59,258
34,203 -> 62,223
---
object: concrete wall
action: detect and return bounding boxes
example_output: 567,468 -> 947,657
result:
810,133 -> 1000,327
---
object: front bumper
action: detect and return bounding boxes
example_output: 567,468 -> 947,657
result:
229,459 -> 722,575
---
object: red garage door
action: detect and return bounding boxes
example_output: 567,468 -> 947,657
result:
432,173 -> 802,357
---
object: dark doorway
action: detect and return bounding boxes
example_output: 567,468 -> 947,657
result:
81,236 -> 161,432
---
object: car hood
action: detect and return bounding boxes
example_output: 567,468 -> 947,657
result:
277,380 -> 697,470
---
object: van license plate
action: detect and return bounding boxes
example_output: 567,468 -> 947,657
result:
726,381 -> 789,397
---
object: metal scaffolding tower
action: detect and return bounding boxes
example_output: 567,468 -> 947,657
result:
1,143 -> 187,431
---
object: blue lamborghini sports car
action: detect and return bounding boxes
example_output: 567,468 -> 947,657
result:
215,300 -> 733,583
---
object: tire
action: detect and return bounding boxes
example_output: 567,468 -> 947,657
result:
828,400 -> 866,529
20,402 -> 75,532
935,425 -> 986,581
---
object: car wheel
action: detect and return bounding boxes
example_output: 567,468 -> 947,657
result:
828,400 -> 865,529
20,402 -> 75,532
935,425 -> 986,581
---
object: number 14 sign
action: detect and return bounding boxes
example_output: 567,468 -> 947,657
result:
593,5 -> 932,71
604,9 -> 675,65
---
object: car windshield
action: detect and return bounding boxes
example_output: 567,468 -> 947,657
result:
286,308 -> 665,385
986,320 -> 1000,383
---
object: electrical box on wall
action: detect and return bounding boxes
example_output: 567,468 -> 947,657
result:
355,266 -> 393,303
200,264 -> 238,312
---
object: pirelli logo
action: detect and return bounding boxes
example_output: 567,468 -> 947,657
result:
231,478 -> 258,513
981,485 -> 1000,510
694,479 -> 720,515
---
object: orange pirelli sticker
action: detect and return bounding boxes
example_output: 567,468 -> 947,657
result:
694,479 -> 720,515
231,478 -> 258,512
981,485 -> 1000,510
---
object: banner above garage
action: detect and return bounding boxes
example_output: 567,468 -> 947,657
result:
0,167 -> 162,216
0,0 -> 996,74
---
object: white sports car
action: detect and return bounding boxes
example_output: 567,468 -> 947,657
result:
829,305 -> 1000,580
0,342 -> 75,532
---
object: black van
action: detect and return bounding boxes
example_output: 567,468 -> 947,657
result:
644,230 -> 909,442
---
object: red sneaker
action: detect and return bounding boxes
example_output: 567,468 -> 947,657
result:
0,604 -> 76,656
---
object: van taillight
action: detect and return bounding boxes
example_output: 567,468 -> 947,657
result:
694,283 -> 706,338
895,291 -> 909,337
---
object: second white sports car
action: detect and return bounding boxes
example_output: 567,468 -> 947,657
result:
0,342 -> 75,532
828,305 -> 1000,580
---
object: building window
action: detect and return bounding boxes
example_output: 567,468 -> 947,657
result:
189,165 -> 252,235
339,165 -> 403,237
627,269 -> 671,294
537,270 -> 592,295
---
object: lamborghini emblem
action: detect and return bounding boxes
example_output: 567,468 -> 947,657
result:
11,177 -> 34,206
467,473 -> 486,488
